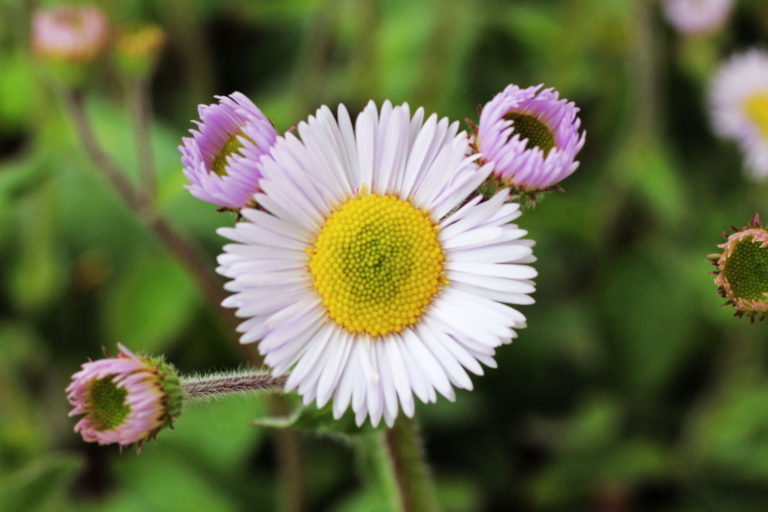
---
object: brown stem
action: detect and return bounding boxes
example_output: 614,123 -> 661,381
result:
129,78 -> 156,199
63,89 -> 240,335
64,89 -> 144,210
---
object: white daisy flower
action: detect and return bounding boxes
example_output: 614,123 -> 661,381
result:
662,0 -> 732,36
709,50 -> 768,179
217,100 -> 537,427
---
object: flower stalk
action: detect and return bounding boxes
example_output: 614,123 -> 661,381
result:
181,371 -> 287,400
384,417 -> 440,512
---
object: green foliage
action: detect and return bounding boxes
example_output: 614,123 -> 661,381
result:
0,454 -> 83,512
1,0 -> 767,510
102,254 -> 200,353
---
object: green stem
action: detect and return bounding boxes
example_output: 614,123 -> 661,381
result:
383,417 -> 440,512
356,431 -> 403,512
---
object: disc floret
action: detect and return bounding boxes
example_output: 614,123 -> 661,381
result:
710,214 -> 768,321
308,193 -> 446,337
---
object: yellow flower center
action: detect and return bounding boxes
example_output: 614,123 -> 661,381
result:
308,194 -> 446,337
744,93 -> 768,140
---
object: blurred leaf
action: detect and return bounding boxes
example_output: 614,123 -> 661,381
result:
436,476 -> 482,512
6,180 -> 67,312
110,448 -> 240,512
0,454 -> 83,512
616,135 -> 687,228
530,396 -> 670,508
0,49 -> 40,130
601,244 -> 699,397
0,323 -> 50,469
102,254 -> 200,353
330,488 -> 395,512
685,382 -> 768,480
163,394 -> 268,472
254,402 -> 383,439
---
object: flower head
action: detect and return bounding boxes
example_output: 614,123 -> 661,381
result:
66,344 -> 182,449
662,0 -> 732,36
179,92 -> 279,209
217,100 -> 536,427
709,50 -> 768,179
115,24 -> 166,78
476,84 -> 585,194
32,5 -> 109,63
710,214 -> 768,322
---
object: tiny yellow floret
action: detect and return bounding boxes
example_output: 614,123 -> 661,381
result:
308,194 -> 446,336
744,92 -> 768,140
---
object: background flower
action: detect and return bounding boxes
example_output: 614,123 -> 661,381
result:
662,0 -> 733,35
32,5 -> 109,63
709,49 -> 768,179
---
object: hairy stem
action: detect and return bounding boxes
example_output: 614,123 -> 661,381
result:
384,417 -> 440,512
357,431 -> 403,512
181,371 -> 287,400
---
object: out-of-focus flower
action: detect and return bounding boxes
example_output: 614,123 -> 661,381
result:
66,344 -> 182,449
115,24 -> 166,78
217,100 -> 536,427
709,50 -> 768,179
662,0 -> 732,36
32,5 -> 109,63
476,84 -> 585,194
710,214 -> 768,322
179,92 -> 279,209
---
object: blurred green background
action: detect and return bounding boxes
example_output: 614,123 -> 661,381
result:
2,0 -> 768,510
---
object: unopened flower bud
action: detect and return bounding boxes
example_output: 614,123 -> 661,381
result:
32,5 -> 109,64
179,92 -> 279,209
115,24 -> 166,78
66,344 -> 182,450
474,84 -> 586,196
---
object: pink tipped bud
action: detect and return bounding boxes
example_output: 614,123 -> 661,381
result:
66,344 -> 182,450
32,5 -> 109,64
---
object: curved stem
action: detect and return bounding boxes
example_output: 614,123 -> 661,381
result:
384,417 -> 440,512
64,89 -> 144,210
62,89 -> 241,335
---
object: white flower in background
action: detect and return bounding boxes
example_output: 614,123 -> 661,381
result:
709,50 -> 768,179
